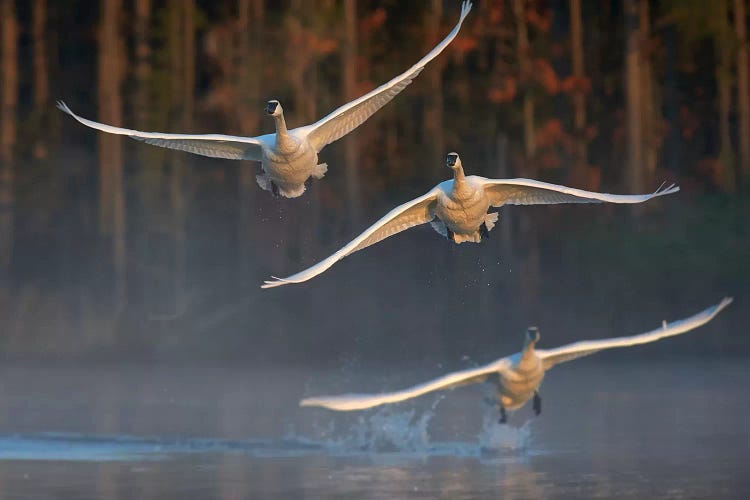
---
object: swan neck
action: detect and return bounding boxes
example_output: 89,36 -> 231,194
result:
450,167 -> 469,196
453,165 -> 466,183
273,113 -> 294,151
520,342 -> 537,365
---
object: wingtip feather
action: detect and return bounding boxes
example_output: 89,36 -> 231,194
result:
56,100 -> 74,116
299,397 -> 343,410
461,1 -> 473,19
260,276 -> 294,289
655,182 -> 680,196
715,296 -> 734,313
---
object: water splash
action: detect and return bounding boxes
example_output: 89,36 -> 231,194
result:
477,408 -> 533,453
293,395 -> 535,458
330,406 -> 435,453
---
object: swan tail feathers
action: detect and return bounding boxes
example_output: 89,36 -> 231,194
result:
452,232 -> 482,244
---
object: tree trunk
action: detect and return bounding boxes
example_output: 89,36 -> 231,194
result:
168,0 -> 183,115
237,0 -> 263,133
513,0 -> 536,161
639,0 -> 657,185
624,0 -> 643,194
32,0 -> 49,159
512,0 -> 539,305
183,0 -> 195,126
717,0 -> 736,191
0,0 -> 18,268
169,0 -> 195,313
425,0 -> 446,172
662,23 -> 680,174
288,3 -> 318,123
734,0 -> 750,182
98,0 -> 127,306
237,0 -> 264,280
134,0 -> 151,126
342,0 -> 361,225
569,0 -> 587,185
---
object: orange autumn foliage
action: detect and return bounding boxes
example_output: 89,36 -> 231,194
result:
534,58 -> 559,94
560,75 -> 591,95
535,119 -> 575,161
526,8 -> 552,32
310,35 -> 338,56
453,36 -> 479,55
356,80 -> 376,96
536,118 -> 564,148
539,151 -> 562,169
487,1 -> 504,24
360,8 -> 387,38
489,77 -> 517,103
287,20 -> 338,57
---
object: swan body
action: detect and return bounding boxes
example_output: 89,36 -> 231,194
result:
300,298 -> 732,421
263,152 -> 679,288
57,1 -> 473,198
434,175 -> 493,243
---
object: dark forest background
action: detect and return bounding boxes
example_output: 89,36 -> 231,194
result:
0,0 -> 746,366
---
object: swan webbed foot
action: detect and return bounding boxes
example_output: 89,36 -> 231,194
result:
312,162 -> 328,179
271,181 -> 280,198
446,228 -> 455,243
533,391 -> 541,416
479,222 -> 490,240
304,178 -> 312,189
499,406 -> 508,424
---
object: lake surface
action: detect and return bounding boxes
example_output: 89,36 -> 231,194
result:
0,358 -> 747,498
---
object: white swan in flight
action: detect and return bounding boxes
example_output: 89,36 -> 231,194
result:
300,298 -> 732,422
263,152 -> 679,288
57,1 -> 473,199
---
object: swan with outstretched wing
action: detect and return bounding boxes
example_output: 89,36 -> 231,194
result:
58,1 -> 473,198
301,298 -> 732,423
263,152 -> 679,288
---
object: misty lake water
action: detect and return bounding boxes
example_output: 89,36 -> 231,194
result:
0,358 -> 747,498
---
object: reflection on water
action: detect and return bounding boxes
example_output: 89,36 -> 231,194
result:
0,359 -> 747,498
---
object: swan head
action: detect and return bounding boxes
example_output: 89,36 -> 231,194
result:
524,327 -> 540,347
446,152 -> 462,171
265,100 -> 282,117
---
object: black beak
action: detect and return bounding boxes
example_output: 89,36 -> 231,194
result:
266,101 -> 278,115
446,154 -> 458,167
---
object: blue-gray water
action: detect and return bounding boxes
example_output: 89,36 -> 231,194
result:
0,358 -> 747,499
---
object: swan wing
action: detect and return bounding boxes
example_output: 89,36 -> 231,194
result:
262,189 -> 440,288
480,177 -> 679,207
300,1 -> 473,152
57,101 -> 266,161
538,298 -> 733,370
300,357 -> 512,411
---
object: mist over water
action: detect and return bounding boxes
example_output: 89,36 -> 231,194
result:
0,359 -> 747,498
